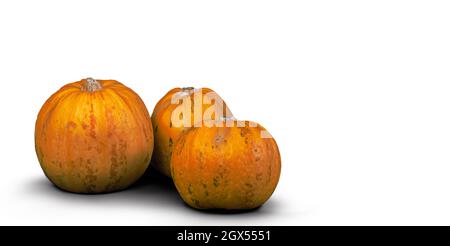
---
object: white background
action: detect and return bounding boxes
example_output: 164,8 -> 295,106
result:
0,0 -> 449,225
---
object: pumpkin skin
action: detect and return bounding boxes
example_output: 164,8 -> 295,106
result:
35,78 -> 154,193
151,87 -> 233,177
171,119 -> 281,210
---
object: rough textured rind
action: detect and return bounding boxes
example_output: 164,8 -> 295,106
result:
171,120 -> 281,210
150,87 -> 233,177
35,79 -> 154,193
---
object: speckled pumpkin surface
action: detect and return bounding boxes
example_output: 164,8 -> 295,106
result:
151,87 -> 233,177
171,119 -> 281,210
35,78 -> 154,193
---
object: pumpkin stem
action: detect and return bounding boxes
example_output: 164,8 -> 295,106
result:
83,78 -> 103,92
182,87 -> 194,91
220,116 -> 236,121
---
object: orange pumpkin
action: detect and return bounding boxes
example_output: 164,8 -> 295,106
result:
171,119 -> 281,210
35,78 -> 154,193
151,87 -> 233,177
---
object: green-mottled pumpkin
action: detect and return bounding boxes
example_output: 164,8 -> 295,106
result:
171,118 -> 281,210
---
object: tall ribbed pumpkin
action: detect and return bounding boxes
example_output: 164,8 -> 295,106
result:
151,87 -> 233,177
35,78 -> 154,193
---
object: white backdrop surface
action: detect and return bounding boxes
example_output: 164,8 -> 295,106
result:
0,0 -> 449,225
